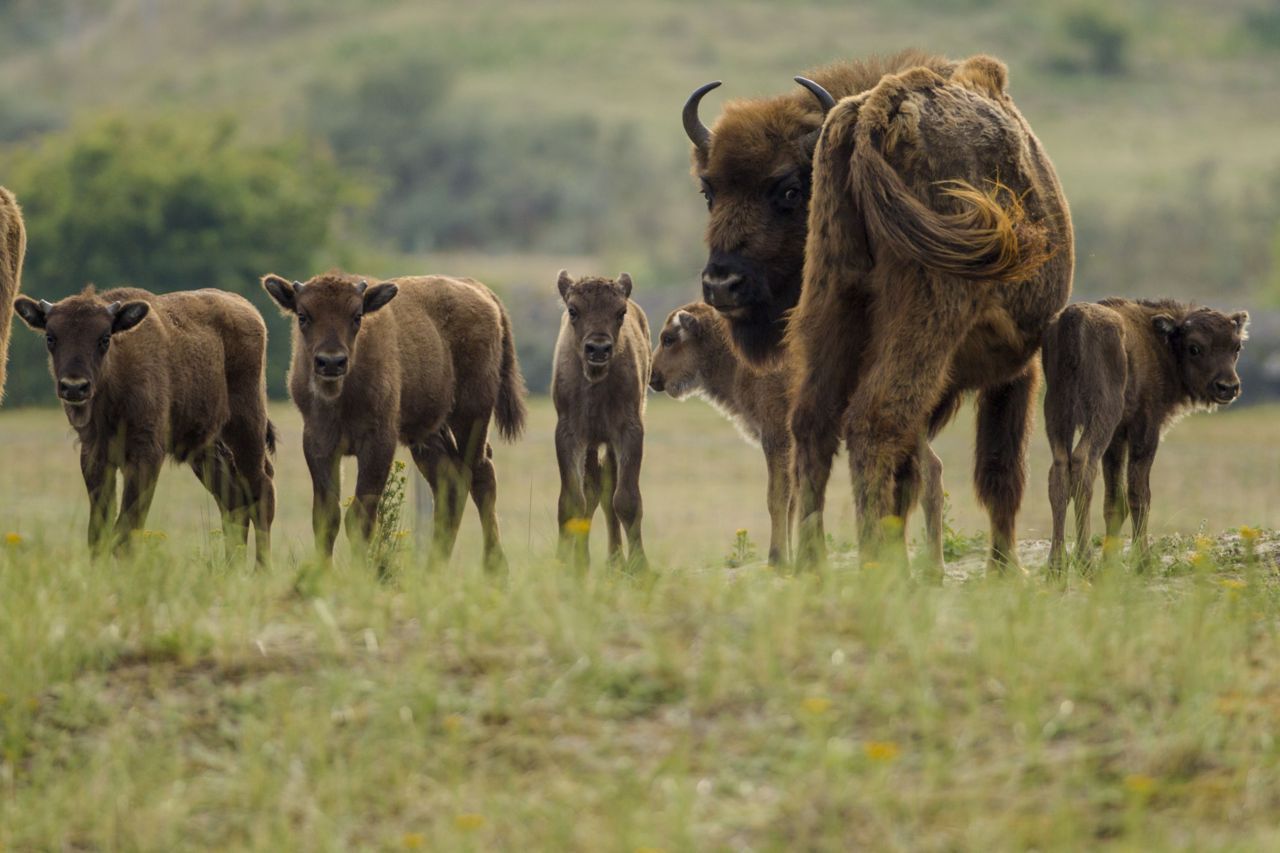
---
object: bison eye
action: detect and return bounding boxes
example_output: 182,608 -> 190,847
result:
662,334 -> 676,348
568,307 -> 579,321
98,333 -> 111,353
700,179 -> 714,210
45,334 -> 56,351
617,310 -> 626,323
353,313 -> 362,328
298,312 -> 310,329
1189,344 -> 1202,357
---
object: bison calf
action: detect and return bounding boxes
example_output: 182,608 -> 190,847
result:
553,270 -> 650,572
650,301 -> 946,570
264,271 -> 526,571
1044,298 -> 1248,570
14,287 -> 276,563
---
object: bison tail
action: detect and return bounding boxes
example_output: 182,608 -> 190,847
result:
0,187 -> 27,406
265,420 -> 279,455
851,142 -> 1050,284
494,300 -> 528,442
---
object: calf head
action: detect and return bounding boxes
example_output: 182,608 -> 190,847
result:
1153,308 -> 1249,406
14,291 -> 149,428
683,77 -> 834,364
262,272 -> 398,400
558,270 -> 632,383
650,303 -> 716,399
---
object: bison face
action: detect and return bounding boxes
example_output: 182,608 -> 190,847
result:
558,270 -> 632,384
263,273 -> 398,401
1154,309 -> 1249,407
650,305 -> 710,400
684,78 -> 833,365
14,294 -> 149,428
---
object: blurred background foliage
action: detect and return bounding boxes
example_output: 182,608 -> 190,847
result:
1,0 -> 1279,401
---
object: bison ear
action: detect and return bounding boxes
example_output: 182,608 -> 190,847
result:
363,282 -> 398,314
262,274 -> 298,314
110,301 -> 150,334
675,309 -> 699,335
1152,314 -> 1177,338
557,269 -> 573,301
1231,311 -> 1250,337
13,296 -> 48,330
616,272 -> 633,299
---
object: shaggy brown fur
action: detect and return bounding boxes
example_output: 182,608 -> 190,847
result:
264,270 -> 527,571
777,54 -> 1074,571
1044,299 -> 1247,570
650,301 -> 946,570
14,286 -> 276,563
553,270 -> 650,572
0,187 -> 27,404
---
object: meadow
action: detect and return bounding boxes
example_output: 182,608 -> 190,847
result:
2,398 -> 1279,849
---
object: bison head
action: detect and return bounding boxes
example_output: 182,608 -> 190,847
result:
263,272 -> 398,400
650,302 -> 718,399
1154,308 -> 1249,407
558,270 -> 632,384
684,77 -> 835,364
14,292 -> 149,428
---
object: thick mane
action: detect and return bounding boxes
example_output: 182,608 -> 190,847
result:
798,49 -> 953,103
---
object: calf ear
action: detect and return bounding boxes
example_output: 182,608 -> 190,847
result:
675,309 -> 699,335
557,269 -> 573,301
1231,310 -> 1250,338
362,282 -> 398,314
262,274 -> 298,313
13,296 -> 49,330
1152,314 -> 1177,338
616,272 -> 633,299
109,301 -> 150,334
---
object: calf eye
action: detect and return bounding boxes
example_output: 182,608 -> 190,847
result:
45,334 -> 55,351
662,334 -> 676,347
568,307 -> 579,321
352,313 -> 362,328
617,310 -> 626,322
1189,344 -> 1202,357
298,313 -> 310,329
98,333 -> 110,352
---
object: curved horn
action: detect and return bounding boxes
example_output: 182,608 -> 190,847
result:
794,76 -> 836,113
682,80 -> 721,154
39,299 -> 54,313
355,279 -> 369,295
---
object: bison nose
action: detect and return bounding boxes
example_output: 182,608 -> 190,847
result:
314,352 -> 348,377
649,370 -> 665,392
584,340 -> 613,364
1214,379 -> 1240,400
702,266 -> 744,309
57,376 -> 90,403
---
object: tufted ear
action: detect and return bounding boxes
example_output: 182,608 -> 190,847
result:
616,272 -> 633,299
263,274 -> 300,314
1231,310 -> 1250,339
362,282 -> 398,314
109,301 -> 150,334
1152,314 -> 1177,338
557,269 -> 573,301
13,296 -> 49,330
675,309 -> 699,335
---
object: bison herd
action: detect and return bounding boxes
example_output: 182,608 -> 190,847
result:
0,52 -> 1252,578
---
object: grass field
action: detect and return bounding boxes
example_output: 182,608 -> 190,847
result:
2,398 -> 1280,849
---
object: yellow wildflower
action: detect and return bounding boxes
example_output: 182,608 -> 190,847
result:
402,832 -> 425,849
1123,774 -> 1156,794
564,517 -> 591,536
1240,525 -> 1261,544
455,813 -> 485,831
1195,535 -> 1214,553
1218,578 -> 1246,590
3,532 -> 21,546
864,740 -> 900,762
736,528 -> 748,537
801,696 -> 831,715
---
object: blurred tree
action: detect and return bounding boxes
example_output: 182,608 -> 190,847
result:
2,115 -> 350,403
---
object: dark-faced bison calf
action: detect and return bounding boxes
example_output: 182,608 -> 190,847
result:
650,301 -> 946,570
263,271 -> 526,571
14,287 -> 276,563
1043,298 -> 1248,570
553,270 -> 650,572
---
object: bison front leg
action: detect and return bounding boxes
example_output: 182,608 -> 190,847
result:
1125,434 -> 1159,571
347,434 -> 396,558
303,427 -> 342,561
555,420 -> 589,572
762,429 -> 793,567
974,365 -> 1038,575
113,444 -> 163,555
612,425 -> 647,574
80,450 -> 117,558
917,440 -> 945,582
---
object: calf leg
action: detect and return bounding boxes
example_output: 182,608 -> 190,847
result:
454,413 -> 507,574
612,425 -> 647,573
555,420 -> 589,571
80,450 -> 117,557
345,433 -> 396,557
303,427 -> 342,561
1126,435 -> 1159,570
221,400 -> 275,567
113,443 -> 163,555
190,442 -> 250,563
1047,447 -> 1070,575
410,431 -> 467,568
762,428 -> 793,567
1101,440 -> 1128,543
974,364 -> 1039,574
600,449 -> 623,559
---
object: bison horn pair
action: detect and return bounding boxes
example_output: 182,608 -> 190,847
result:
682,77 -> 837,156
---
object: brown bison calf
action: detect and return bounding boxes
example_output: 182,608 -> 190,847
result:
14,287 -> 276,563
650,301 -> 946,569
553,270 -> 650,572
1043,298 -> 1248,570
263,271 -> 526,571
0,187 -> 27,403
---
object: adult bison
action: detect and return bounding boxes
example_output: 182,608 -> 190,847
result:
0,187 -> 26,403
683,51 -> 1073,572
